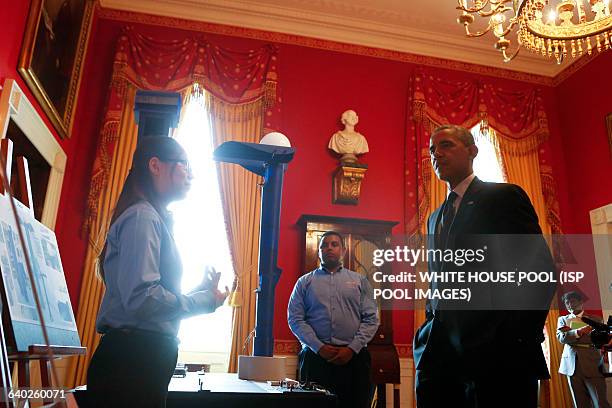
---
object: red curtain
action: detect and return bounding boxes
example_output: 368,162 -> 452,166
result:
84,27 -> 280,233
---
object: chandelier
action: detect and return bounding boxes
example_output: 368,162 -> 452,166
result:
457,0 -> 612,63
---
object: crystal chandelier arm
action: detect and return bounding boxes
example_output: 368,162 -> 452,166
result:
457,0 -> 514,17
465,24 -> 494,37
486,3 -> 514,18
497,17 -> 519,37
456,0 -> 492,14
502,44 -> 521,62
496,5 -> 513,14
465,5 -> 515,37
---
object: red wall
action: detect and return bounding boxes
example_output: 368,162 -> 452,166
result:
276,44 -> 410,342
0,1 -> 102,305
555,53 -> 612,233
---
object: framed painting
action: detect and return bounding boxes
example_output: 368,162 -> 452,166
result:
18,0 -> 94,139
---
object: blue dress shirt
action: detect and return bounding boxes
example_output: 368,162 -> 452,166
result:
287,267 -> 379,354
96,201 -> 217,337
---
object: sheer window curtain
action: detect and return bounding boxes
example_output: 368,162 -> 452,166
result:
203,92 -> 264,372
171,84 -> 267,372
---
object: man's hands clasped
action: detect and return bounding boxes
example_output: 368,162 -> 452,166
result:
318,345 -> 354,365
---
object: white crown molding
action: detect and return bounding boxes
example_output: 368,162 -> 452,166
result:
99,0 -> 571,77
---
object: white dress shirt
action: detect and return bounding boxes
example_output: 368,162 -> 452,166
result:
448,173 -> 476,212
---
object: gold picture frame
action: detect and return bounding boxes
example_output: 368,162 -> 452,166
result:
18,0 -> 94,139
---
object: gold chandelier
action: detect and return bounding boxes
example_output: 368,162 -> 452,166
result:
457,0 -> 612,63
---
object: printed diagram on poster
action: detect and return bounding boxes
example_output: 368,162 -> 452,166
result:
0,194 -> 79,352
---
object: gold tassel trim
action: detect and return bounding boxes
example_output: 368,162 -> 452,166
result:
264,79 -> 277,110
205,93 -> 265,123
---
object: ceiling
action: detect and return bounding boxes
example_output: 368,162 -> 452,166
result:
99,0 -> 578,78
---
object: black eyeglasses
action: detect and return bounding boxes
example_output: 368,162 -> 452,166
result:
162,159 -> 192,173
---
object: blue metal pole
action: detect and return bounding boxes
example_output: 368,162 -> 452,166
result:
212,141 -> 294,358
253,163 -> 285,356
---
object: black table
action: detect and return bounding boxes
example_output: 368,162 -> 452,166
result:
74,373 -> 337,407
167,373 -> 337,408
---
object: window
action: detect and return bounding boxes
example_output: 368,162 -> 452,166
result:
471,124 -> 505,183
170,92 -> 234,372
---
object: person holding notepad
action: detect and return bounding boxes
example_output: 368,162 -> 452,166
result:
557,291 -> 610,408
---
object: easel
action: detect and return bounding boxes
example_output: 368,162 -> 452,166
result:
9,345 -> 85,394
0,138 -> 85,402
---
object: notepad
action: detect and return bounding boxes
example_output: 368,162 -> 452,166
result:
569,320 -> 588,330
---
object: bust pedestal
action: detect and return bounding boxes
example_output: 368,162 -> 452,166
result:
332,162 -> 367,205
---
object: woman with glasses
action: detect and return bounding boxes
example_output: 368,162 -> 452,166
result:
86,136 -> 228,407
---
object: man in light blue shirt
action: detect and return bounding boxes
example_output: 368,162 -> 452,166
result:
288,231 -> 379,408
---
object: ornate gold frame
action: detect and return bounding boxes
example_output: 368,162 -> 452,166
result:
17,0 -> 94,139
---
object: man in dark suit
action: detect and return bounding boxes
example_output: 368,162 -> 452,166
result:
413,125 -> 556,407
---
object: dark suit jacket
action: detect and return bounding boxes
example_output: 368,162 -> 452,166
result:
413,177 -> 556,380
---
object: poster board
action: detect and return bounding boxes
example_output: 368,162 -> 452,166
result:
0,193 -> 79,352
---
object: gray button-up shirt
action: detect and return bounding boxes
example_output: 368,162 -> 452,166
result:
287,267 -> 379,354
96,201 -> 216,337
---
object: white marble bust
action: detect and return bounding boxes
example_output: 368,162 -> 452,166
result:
328,110 -> 369,164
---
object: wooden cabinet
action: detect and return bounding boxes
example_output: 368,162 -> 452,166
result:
296,215 -> 401,394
